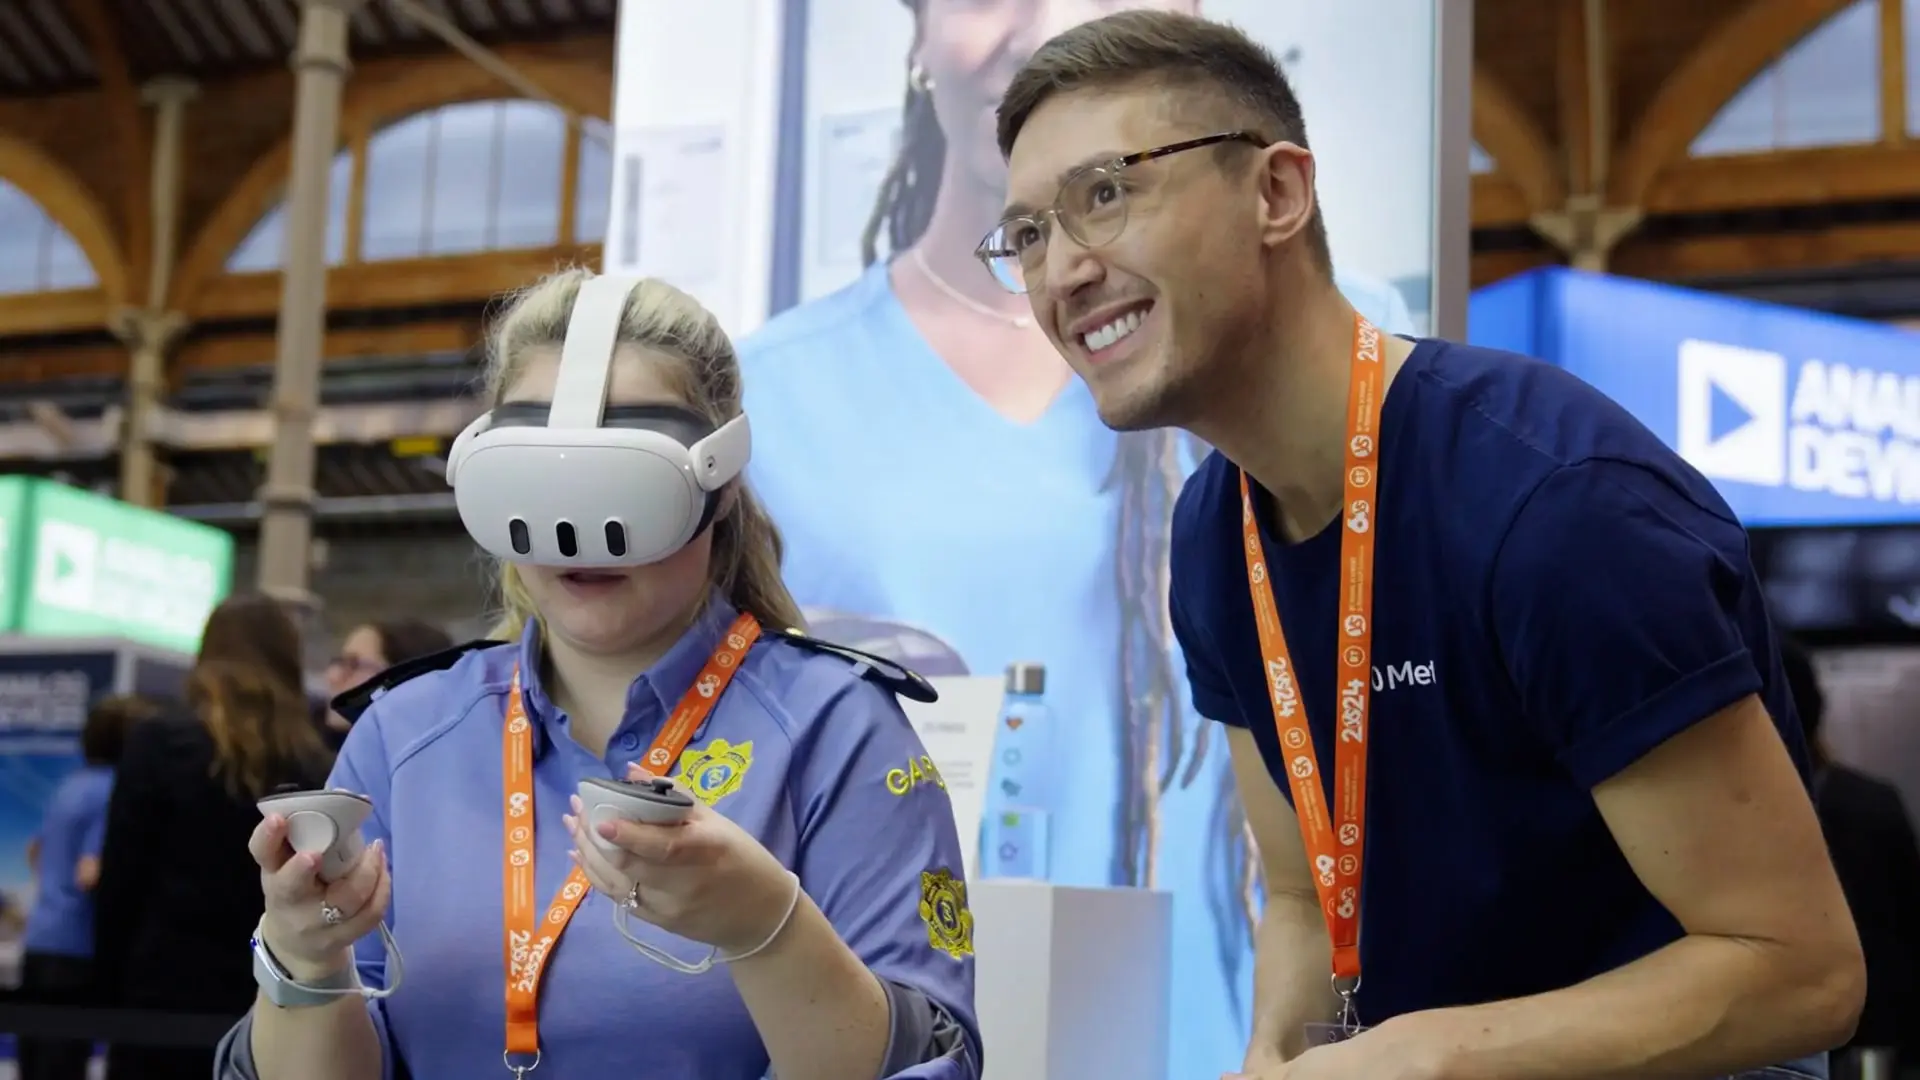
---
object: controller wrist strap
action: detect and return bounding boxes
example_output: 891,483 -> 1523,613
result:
256,919 -> 407,999
613,869 -> 803,975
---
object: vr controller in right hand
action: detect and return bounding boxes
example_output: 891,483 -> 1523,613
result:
576,776 -> 696,857
249,787 -> 390,983
257,787 -> 373,882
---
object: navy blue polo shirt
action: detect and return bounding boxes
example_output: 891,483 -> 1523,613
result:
1169,338 -> 1809,1025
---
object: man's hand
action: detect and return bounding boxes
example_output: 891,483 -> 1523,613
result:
1223,1023 -> 1447,1080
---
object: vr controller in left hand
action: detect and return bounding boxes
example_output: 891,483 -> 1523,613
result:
575,776 -> 696,857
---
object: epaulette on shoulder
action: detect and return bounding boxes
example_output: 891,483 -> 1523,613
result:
331,640 -> 502,724
769,627 -> 940,704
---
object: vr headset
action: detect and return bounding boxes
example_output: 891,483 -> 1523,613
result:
445,276 -> 751,567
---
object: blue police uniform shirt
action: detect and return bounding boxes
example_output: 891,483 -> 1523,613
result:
22,764 -> 113,958
1169,338 -> 1810,1025
739,262 -> 1414,1073
333,595 -> 980,1080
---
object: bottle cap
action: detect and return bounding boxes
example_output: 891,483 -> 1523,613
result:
1004,662 -> 1045,695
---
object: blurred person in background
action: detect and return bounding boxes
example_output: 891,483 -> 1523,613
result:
16,694 -> 155,1080
1781,637 -> 1920,1076
94,594 -> 334,1080
321,619 -> 456,739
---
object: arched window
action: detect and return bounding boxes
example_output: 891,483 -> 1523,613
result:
1691,0 -> 1880,157
223,99 -> 610,273
361,99 -> 569,260
0,180 -> 97,295
1469,141 -> 1495,175
225,151 -> 355,273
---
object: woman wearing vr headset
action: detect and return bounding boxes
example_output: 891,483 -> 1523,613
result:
215,271 -> 981,1080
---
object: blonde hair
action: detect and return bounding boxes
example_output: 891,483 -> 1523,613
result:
481,269 -> 807,641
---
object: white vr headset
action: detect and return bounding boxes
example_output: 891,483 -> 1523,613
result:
444,276 -> 751,567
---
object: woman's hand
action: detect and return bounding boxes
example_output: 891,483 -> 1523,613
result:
565,764 -> 795,956
249,813 -> 390,983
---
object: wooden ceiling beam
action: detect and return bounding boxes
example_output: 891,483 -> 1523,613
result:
1555,0 -> 1593,199
0,242 -> 600,339
0,134 -> 128,305
1473,174 -> 1535,228
0,289 -> 114,337
1611,0 -> 1859,207
1612,218 -> 1920,281
186,244 -> 603,322
0,317 -> 484,387
68,0 -> 151,309
1880,0 -> 1909,143
1642,142 -> 1920,215
1471,217 -> 1920,290
1471,65 -> 1564,214
1478,135 -> 1920,225
170,42 -> 613,313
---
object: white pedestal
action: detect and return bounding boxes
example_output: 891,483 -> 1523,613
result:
972,881 -> 1172,1080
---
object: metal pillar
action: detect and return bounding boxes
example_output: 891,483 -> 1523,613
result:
117,76 -> 197,508
256,0 -> 359,608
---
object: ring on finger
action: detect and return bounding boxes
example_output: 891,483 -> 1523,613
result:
321,901 -> 345,926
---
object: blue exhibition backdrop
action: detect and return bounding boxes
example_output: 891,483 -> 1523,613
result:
1470,267 -> 1920,529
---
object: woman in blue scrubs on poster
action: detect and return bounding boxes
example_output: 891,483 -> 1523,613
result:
734,1 -> 1414,1073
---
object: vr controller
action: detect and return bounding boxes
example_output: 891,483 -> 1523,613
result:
576,776 -> 695,857
257,788 -> 372,883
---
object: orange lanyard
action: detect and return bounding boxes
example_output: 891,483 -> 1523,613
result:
1237,312 -> 1384,1004
501,612 -> 762,1072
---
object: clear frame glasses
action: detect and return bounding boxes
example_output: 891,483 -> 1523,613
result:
974,131 -> 1268,295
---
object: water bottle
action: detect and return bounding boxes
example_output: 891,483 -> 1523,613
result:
983,662 -> 1052,880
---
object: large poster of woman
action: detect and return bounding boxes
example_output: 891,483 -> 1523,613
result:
610,2 -> 1452,1075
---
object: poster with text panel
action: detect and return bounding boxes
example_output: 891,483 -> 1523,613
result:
602,0 -> 785,336
0,649 -> 118,987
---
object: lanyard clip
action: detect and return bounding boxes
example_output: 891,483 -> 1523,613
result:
503,1050 -> 541,1079
1331,974 -> 1362,1035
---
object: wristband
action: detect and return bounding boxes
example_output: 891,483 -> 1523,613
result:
613,869 -> 803,975
250,920 -> 405,1007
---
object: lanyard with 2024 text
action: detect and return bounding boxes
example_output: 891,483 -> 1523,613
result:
500,611 -> 762,1076
1237,312 -> 1385,1034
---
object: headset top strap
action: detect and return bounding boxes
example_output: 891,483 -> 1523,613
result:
548,276 -> 646,429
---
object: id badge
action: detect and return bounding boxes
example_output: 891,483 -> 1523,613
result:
1303,1023 -> 1369,1048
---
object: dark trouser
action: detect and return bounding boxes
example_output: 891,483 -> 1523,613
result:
17,951 -> 96,1080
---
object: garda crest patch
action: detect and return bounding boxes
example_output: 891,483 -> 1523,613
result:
679,738 -> 752,807
917,868 -> 974,959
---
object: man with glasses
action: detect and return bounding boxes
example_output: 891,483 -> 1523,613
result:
994,10 -> 1863,1080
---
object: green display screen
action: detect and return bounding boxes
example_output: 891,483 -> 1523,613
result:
10,479 -> 234,653
0,475 -> 30,623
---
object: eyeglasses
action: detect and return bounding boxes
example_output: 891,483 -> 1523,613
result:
974,131 -> 1269,295
327,654 -> 385,678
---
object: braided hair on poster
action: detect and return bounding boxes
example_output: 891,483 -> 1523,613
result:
862,6 -> 1252,943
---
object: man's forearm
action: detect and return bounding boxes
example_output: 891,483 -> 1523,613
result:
1378,931 -> 1863,1080
1245,890 -> 1342,1068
